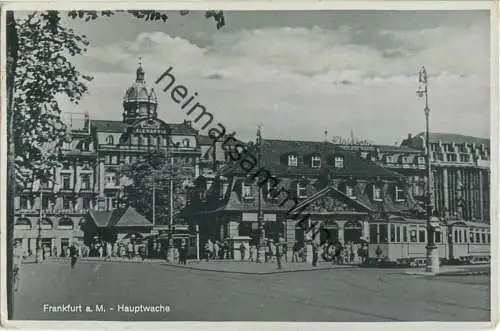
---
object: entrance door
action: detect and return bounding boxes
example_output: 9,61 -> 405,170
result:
344,221 -> 362,243
61,238 -> 69,257
41,238 -> 53,256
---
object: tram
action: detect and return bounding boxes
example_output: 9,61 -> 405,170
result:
366,216 -> 490,265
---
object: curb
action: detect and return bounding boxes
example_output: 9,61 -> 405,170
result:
160,263 -> 360,275
404,270 -> 490,277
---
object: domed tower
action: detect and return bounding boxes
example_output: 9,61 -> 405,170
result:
122,60 -> 158,123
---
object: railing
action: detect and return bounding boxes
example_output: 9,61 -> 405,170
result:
15,208 -> 89,215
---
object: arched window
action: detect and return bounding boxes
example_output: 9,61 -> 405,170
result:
15,218 -> 32,229
106,135 -> 114,145
58,217 -> 74,229
182,138 -> 190,147
40,217 -> 53,229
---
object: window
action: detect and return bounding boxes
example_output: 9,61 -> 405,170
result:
266,182 -> 275,199
396,225 -> 401,243
183,138 -> 190,147
345,185 -> 354,198
458,230 -> 463,243
111,156 -> 118,164
403,225 -> 408,242
475,232 -> 480,243
81,175 -> 91,190
104,155 -> 111,164
401,157 -> 410,164
62,174 -> 71,190
385,156 -> 395,163
481,232 -> 486,243
488,233 -> 490,244
311,156 -> 321,168
395,185 -> 405,201
418,229 -> 426,243
460,154 -> 470,162
42,196 -> 50,210
370,224 -> 378,243
288,154 -> 298,167
63,198 -> 71,210
469,231 -> 475,243
20,196 -> 30,209
435,229 -> 441,243
372,185 -> 382,201
379,224 -> 388,243
454,230 -> 458,243
297,183 -> 307,198
390,224 -> 396,242
409,229 -> 417,242
417,157 -> 425,164
242,183 -> 253,199
83,197 -> 91,209
63,141 -> 72,150
106,135 -> 114,145
105,174 -> 116,186
447,153 -> 457,162
334,156 -> 344,168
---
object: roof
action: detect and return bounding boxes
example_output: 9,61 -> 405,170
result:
414,132 -> 489,146
92,120 -> 128,133
89,206 -> 153,228
223,139 -> 403,179
198,135 -> 214,145
335,144 -> 422,154
168,122 -> 198,135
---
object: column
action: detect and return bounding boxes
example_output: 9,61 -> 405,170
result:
362,219 -> 370,241
22,237 -> 28,250
34,195 -> 41,210
443,168 -> 449,215
337,220 -> 346,243
75,165 -> 82,192
227,221 -> 239,239
479,170 -> 484,221
99,162 -> 105,197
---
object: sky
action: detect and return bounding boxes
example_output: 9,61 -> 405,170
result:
51,10 -> 490,145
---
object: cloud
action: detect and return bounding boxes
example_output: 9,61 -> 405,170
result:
64,20 -> 490,145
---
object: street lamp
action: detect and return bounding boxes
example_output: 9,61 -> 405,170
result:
416,65 -> 440,273
256,125 -> 266,263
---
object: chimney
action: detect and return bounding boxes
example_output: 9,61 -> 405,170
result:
407,133 -> 412,140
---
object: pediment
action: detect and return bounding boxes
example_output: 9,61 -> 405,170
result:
292,186 -> 373,214
131,118 -> 169,134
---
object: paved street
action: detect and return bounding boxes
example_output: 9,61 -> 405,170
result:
13,260 -> 490,322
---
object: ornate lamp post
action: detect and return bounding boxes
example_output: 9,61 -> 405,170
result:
416,65 -> 440,273
256,125 -> 266,263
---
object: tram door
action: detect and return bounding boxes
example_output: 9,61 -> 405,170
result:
344,221 -> 362,243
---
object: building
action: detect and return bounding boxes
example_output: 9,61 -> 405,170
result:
401,133 -> 490,223
13,64 -> 203,256
184,138 -> 425,256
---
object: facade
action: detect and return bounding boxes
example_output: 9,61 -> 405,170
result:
13,64 -> 202,256
401,133 -> 490,223
184,139 -> 424,255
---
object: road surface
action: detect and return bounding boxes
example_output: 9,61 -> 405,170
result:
13,260 -> 490,321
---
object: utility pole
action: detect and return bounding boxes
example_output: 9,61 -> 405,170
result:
256,125 -> 266,263
166,153 -> 175,263
417,65 -> 440,274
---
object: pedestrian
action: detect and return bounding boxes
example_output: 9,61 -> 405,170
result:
239,242 -> 247,261
98,245 -> 104,259
292,242 -> 300,263
69,244 -> 78,269
249,245 -> 254,262
13,241 -> 26,292
276,241 -> 282,269
214,241 -> 220,260
127,242 -> 133,259
106,242 -> 112,260
179,239 -> 188,265
312,241 -> 319,267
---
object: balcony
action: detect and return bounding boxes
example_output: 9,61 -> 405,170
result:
15,208 -> 89,216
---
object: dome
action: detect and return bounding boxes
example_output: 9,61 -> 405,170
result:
124,82 -> 150,101
122,61 -> 158,123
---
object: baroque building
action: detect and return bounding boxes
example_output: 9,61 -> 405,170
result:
13,64 -> 202,256
184,138 -> 425,259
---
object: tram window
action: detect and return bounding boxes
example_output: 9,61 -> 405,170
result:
418,229 -> 426,243
379,224 -> 388,243
454,230 -> 458,243
396,225 -> 401,243
458,230 -> 463,243
470,231 -> 475,243
488,233 -> 490,243
403,226 -> 408,242
369,224 -> 378,243
463,230 -> 467,243
476,233 -> 480,243
481,232 -> 486,243
390,224 -> 395,243
410,229 -> 417,243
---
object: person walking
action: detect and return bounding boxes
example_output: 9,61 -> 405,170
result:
292,242 -> 300,263
312,241 -> 319,267
239,242 -> 247,261
276,241 -> 283,269
214,241 -> 220,260
13,241 -> 26,292
69,244 -> 78,269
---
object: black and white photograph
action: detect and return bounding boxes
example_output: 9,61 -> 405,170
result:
1,2 -> 497,327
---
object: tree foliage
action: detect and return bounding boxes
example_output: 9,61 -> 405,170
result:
121,152 -> 195,224
8,10 -> 225,185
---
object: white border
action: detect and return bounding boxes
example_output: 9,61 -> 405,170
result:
0,1 -> 498,330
